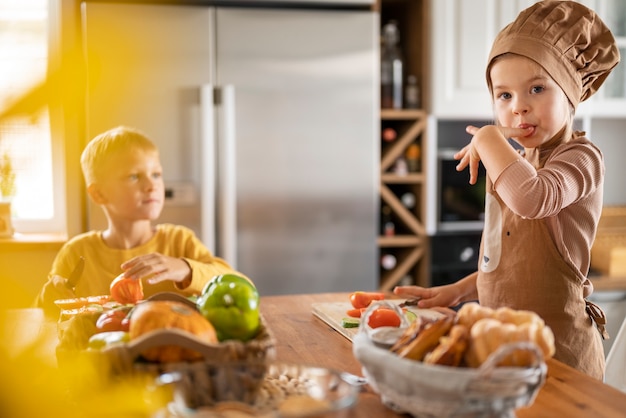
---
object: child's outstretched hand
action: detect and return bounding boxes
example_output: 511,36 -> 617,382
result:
120,253 -> 191,286
393,283 -> 464,310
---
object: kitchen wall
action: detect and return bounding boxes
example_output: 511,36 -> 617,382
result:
0,242 -> 61,307
588,118 -> 626,205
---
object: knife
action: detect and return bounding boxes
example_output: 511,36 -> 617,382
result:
398,298 -> 421,308
65,256 -> 85,289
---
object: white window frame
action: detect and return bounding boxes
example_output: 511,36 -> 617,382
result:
0,0 -> 67,236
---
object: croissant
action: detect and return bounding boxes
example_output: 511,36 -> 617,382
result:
423,324 -> 469,366
396,316 -> 453,362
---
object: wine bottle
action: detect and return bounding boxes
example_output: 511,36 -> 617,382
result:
381,253 -> 397,270
381,205 -> 395,236
406,143 -> 421,172
382,127 -> 397,142
405,74 -> 420,109
393,157 -> 409,176
400,192 -> 416,210
381,21 -> 403,109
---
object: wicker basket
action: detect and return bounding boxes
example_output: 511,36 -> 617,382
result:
56,292 -> 276,409
352,303 -> 547,418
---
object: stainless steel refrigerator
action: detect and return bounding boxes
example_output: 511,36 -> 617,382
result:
82,1 -> 379,295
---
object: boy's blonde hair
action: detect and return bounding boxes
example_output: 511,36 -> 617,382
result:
81,126 -> 158,186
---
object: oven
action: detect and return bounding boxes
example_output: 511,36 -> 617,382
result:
426,119 -> 488,287
436,148 -> 486,232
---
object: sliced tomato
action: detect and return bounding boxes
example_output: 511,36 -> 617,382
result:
367,308 -> 402,328
110,274 -> 144,305
349,291 -> 385,309
346,308 -> 366,318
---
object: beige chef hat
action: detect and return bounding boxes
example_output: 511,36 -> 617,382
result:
487,1 -> 620,109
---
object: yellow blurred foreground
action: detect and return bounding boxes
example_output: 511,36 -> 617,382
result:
0,277 -> 171,418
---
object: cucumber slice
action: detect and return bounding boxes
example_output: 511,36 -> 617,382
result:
341,317 -> 360,328
404,310 -> 418,323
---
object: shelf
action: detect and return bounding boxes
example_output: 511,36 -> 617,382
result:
380,184 -> 425,236
380,113 -> 426,172
378,107 -> 428,289
379,245 -> 425,292
381,173 -> 424,184
381,109 -> 427,120
378,235 -> 424,247
378,0 -> 429,291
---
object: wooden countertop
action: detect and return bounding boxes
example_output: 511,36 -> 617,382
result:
5,294 -> 626,417
260,292 -> 626,418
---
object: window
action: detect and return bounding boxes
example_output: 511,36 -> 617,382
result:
0,0 -> 65,234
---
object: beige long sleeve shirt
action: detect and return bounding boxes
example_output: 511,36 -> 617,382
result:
491,134 -> 604,286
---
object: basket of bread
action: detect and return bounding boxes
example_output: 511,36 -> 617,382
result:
353,300 -> 554,418
55,274 -> 275,410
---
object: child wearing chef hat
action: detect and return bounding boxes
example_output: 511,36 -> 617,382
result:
395,1 -> 620,379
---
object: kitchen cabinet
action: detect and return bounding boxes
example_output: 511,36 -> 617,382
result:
429,0 -> 535,118
378,0 -> 430,291
578,0 -> 626,117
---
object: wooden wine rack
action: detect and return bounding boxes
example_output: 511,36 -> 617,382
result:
379,109 -> 429,292
378,0 -> 429,292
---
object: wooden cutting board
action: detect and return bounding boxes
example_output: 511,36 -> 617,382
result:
311,300 -> 443,342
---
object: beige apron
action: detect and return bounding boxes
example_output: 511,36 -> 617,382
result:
477,180 -> 605,380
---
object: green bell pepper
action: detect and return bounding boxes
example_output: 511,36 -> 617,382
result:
196,274 -> 260,342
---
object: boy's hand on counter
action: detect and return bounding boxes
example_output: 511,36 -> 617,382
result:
120,252 -> 192,286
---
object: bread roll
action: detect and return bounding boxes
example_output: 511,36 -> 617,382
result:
389,302 -> 555,369
456,303 -> 494,329
494,306 -> 544,327
465,317 -> 555,368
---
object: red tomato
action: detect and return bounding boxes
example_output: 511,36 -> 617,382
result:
346,308 -> 367,318
349,291 -> 385,309
367,308 -> 401,328
95,309 -> 130,333
110,274 -> 144,304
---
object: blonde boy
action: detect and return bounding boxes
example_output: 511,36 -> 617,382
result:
36,126 -> 245,315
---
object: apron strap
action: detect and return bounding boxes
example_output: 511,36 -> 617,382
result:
586,300 -> 610,340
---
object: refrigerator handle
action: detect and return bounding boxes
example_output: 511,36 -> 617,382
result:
200,85 -> 217,254
217,85 -> 237,267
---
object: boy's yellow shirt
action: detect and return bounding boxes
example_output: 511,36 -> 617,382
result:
46,223 -> 243,298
